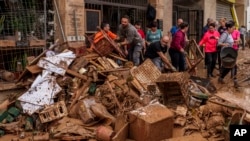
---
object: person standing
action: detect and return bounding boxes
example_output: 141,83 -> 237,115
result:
170,18 -> 183,36
134,21 -> 146,54
117,15 -> 143,66
230,27 -> 240,79
202,18 -> 214,69
144,35 -> 176,72
146,21 -> 162,46
199,23 -> 220,78
202,18 -> 214,37
239,25 -> 247,50
217,18 -> 227,70
93,22 -> 117,44
217,21 -> 239,88
169,22 -> 189,72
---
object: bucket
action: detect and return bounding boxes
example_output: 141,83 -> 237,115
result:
220,47 -> 238,68
189,96 -> 202,108
96,126 -> 115,141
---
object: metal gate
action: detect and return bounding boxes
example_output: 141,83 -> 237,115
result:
173,6 -> 203,42
216,1 -> 233,21
85,0 -> 147,34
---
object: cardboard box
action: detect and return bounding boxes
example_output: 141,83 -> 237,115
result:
129,103 -> 174,141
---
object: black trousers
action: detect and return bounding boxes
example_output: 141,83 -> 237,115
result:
240,34 -> 245,49
206,52 -> 217,76
169,48 -> 185,72
220,65 -> 237,79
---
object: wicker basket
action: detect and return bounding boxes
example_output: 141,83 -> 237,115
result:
155,72 -> 190,104
131,59 -> 162,95
93,30 -> 126,58
94,36 -> 115,56
131,59 -> 161,84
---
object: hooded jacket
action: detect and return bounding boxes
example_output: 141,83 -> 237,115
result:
199,30 -> 220,53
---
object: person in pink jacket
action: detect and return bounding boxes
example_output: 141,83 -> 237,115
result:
199,23 -> 220,78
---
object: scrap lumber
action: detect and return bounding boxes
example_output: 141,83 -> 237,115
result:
216,92 -> 250,113
108,53 -> 128,62
106,81 -> 122,110
69,78 -> 92,110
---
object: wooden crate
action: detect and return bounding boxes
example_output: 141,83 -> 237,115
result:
67,41 -> 87,56
156,72 -> 190,104
29,40 -> 46,47
0,40 -> 16,47
39,101 -> 68,123
93,36 -> 115,56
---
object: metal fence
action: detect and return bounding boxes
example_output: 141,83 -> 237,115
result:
0,0 -> 53,82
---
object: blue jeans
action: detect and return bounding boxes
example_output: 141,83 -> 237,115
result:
151,57 -> 163,72
128,43 -> 142,66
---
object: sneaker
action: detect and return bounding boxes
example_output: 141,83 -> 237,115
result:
218,78 -> 225,84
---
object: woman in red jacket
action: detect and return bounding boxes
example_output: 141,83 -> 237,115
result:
199,23 -> 220,78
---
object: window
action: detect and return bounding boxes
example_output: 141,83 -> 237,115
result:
85,9 -> 101,33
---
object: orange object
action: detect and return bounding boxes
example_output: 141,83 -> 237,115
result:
96,126 -> 115,141
94,31 -> 117,44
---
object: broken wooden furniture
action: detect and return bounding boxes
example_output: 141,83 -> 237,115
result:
130,59 -> 162,95
156,72 -> 190,105
185,39 -> 204,75
86,29 -> 126,58
39,101 -> 68,123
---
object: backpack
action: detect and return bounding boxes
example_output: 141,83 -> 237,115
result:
146,4 -> 156,21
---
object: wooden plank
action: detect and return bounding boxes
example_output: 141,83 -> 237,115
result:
0,82 -> 19,91
26,65 -> 43,74
29,40 -> 46,47
216,92 -> 250,113
112,123 -> 129,141
97,57 -> 112,70
0,40 -> 16,47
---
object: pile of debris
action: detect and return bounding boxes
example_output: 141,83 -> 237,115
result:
1,36 -> 250,141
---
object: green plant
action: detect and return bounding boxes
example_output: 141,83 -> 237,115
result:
12,16 -> 25,32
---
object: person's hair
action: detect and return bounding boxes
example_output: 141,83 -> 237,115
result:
121,15 -> 130,21
134,21 -> 142,26
208,22 -> 216,28
150,21 -> 158,28
179,22 -> 189,29
225,21 -> 235,29
100,22 -> 109,29
220,17 -> 227,22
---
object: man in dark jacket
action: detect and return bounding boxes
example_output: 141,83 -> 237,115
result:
145,35 -> 176,72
